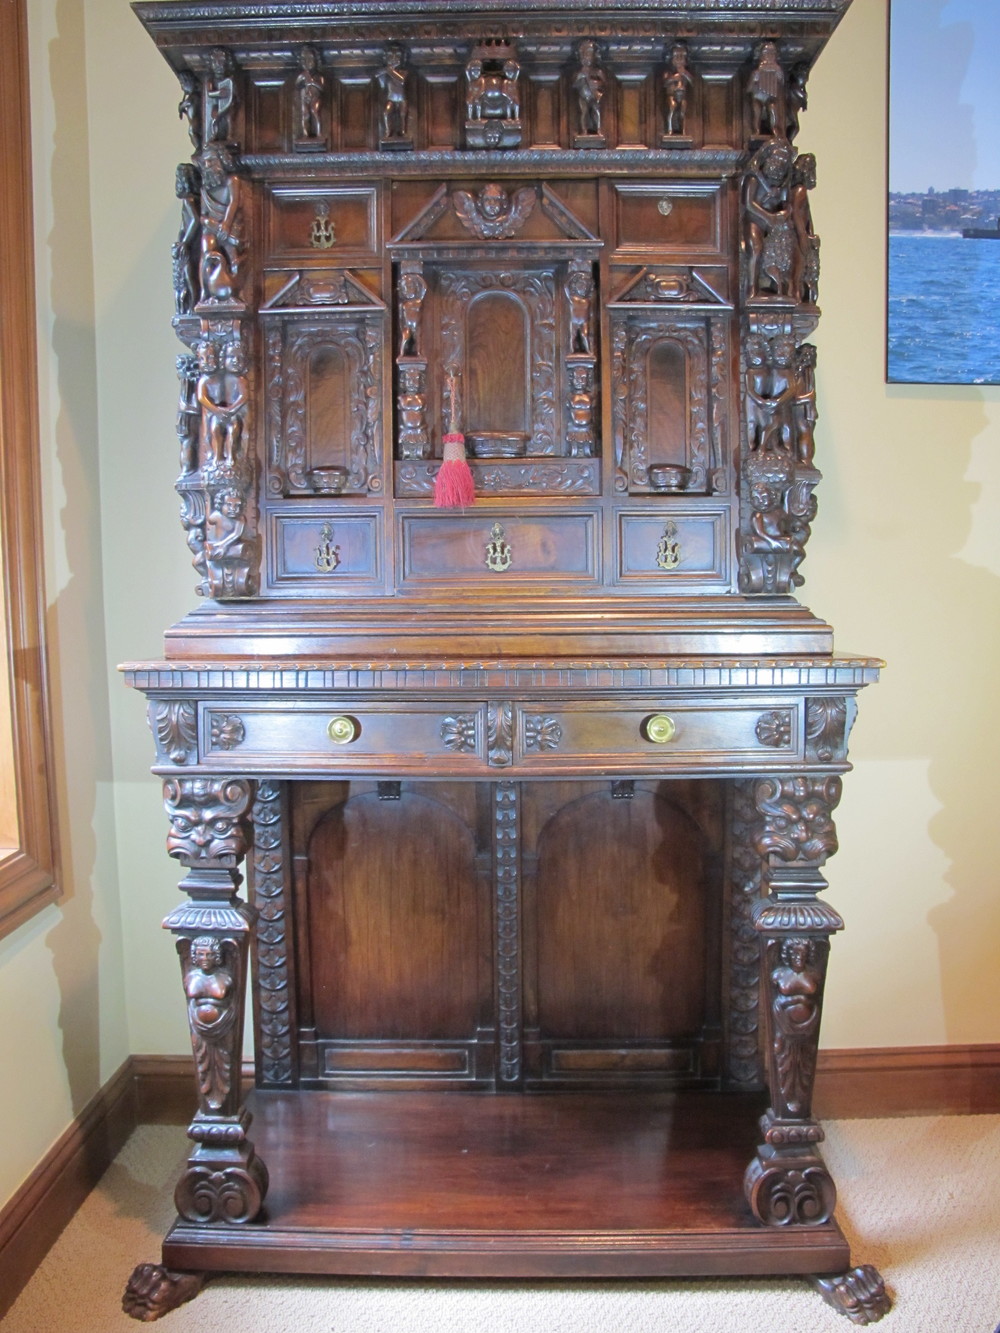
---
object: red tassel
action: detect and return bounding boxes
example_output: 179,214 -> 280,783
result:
434,432 -> 475,508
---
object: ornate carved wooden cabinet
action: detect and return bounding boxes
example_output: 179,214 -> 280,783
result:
123,0 -> 888,1323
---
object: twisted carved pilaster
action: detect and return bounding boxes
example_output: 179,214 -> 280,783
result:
743,773 -> 843,1227
161,775 -> 268,1225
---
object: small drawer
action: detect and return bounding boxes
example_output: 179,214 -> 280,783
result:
266,185 -> 378,259
269,511 -> 382,589
200,702 -> 490,772
398,510 -> 600,588
613,182 -> 724,256
514,700 -> 802,772
616,509 -> 730,586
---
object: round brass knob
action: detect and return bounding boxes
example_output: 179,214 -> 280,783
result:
327,715 -> 359,744
643,713 -> 677,744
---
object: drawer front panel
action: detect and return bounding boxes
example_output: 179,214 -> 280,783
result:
269,511 -> 382,589
200,702 -> 489,770
514,701 -> 802,770
613,182 -> 724,256
617,509 -> 730,585
266,185 -> 379,259
398,511 -> 600,587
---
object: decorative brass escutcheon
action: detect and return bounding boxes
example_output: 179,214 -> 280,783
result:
484,522 -> 513,572
310,200 -> 336,249
314,524 -> 341,572
643,713 -> 677,744
327,715 -> 359,744
656,521 -> 681,571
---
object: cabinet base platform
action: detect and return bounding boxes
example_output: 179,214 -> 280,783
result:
161,1089 -> 851,1279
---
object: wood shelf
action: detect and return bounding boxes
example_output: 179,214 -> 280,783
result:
163,1089 -> 850,1279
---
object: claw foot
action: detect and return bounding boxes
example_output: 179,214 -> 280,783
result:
122,1263 -> 205,1322
811,1264 -> 891,1324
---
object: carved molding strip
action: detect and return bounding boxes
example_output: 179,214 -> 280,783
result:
494,781 -> 521,1084
727,780 -> 764,1087
251,780 -> 295,1086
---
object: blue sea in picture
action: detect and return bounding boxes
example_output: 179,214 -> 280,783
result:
887,233 -> 1000,384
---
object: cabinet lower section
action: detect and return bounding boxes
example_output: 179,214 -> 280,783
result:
162,1088 -> 851,1279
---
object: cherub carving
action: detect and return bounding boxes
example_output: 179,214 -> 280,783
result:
205,486 -> 253,597
452,183 -> 536,239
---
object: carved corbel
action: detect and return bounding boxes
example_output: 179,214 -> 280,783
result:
743,774 -> 843,1227
161,776 -> 268,1227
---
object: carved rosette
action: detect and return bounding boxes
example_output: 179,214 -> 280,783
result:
755,709 -> 792,748
150,700 -> 198,766
441,714 -> 478,753
523,715 -> 563,753
494,782 -> 521,1083
250,781 -> 296,1086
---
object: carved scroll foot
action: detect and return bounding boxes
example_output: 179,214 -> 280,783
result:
122,1263 -> 205,1322
744,1146 -> 836,1226
175,1136 -> 269,1225
811,1265 -> 891,1324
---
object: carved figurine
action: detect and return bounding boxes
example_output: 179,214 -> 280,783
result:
465,44 -> 522,148
198,143 -> 242,304
184,935 -> 238,1110
770,937 -> 822,1116
786,61 -> 809,140
573,40 -> 605,139
294,45 -> 325,144
453,182 -> 536,240
663,43 -> 693,137
397,264 -> 427,357
742,139 -> 796,300
748,41 -> 783,138
791,152 -> 820,304
397,363 -> 429,459
177,70 -> 202,151
171,163 -> 201,316
794,343 -> 818,465
175,353 -> 200,476
164,774 -> 252,865
204,47 -> 235,144
566,361 -> 596,457
205,485 -> 253,598
745,332 -> 797,454
197,339 -> 248,471
376,46 -> 410,146
566,263 -> 594,355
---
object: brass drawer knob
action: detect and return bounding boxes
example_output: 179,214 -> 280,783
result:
327,715 -> 359,744
643,714 -> 677,744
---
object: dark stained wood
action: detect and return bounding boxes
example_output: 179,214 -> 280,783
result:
124,0 -> 887,1322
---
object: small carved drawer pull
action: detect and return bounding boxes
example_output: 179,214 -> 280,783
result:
643,713 -> 677,744
327,715 -> 359,744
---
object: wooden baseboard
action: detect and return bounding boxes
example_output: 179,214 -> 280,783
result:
1,1045 -> 997,1317
0,1057 -> 137,1319
814,1044 -> 1000,1118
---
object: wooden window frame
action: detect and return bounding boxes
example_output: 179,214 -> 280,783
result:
0,0 -> 60,938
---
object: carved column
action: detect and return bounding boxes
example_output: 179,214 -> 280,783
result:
162,775 -> 268,1224
743,772 -> 843,1227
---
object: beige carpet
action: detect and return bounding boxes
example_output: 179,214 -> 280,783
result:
5,1115 -> 1000,1332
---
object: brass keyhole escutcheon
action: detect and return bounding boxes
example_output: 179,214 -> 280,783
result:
656,521 -> 681,571
643,713 -> 677,744
327,715 -> 359,744
485,522 -> 513,573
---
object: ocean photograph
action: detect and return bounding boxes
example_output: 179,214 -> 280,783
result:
887,0 -> 1000,384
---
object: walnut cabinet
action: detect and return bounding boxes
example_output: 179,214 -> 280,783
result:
122,1 -> 888,1324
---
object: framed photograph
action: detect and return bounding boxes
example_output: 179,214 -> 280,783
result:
887,0 -> 1000,384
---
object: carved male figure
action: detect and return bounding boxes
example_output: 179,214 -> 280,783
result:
172,163 -> 201,316
198,144 -> 242,303
748,40 -> 783,138
177,70 -> 202,151
663,43 -> 693,136
566,264 -> 595,355
786,61 -> 809,140
295,45 -> 324,141
794,343 -> 818,465
198,339 -> 248,470
204,47 -> 235,144
176,353 -> 200,476
376,47 -> 408,142
397,265 -> 427,357
742,140 -> 795,298
574,40 -> 605,136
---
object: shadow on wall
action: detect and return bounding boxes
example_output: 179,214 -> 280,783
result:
42,0 -> 118,1132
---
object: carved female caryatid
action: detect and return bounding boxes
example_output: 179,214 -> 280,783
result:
771,936 -> 822,1116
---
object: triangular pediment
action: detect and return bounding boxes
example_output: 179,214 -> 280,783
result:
261,269 -> 385,312
610,266 -> 729,308
390,182 -> 598,246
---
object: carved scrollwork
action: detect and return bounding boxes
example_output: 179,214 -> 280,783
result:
150,700 -> 198,765
174,1156 -> 268,1225
727,780 -> 765,1086
164,776 -> 254,868
756,709 -> 792,748
752,774 -> 841,865
523,715 -> 563,752
441,714 -> 478,753
744,1154 -> 836,1226
487,701 -> 514,768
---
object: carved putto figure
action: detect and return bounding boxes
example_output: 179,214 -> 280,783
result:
205,485 -> 253,598
204,46 -> 235,144
397,363 -> 429,459
376,46 -> 409,145
573,40 -> 605,138
745,332 -> 797,455
172,163 -> 201,316
397,263 -> 427,357
465,43 -> 522,148
566,362 -> 596,457
453,182 -> 536,240
197,339 -> 248,471
748,41 -> 784,138
742,139 -> 796,300
294,45 -> 325,143
198,143 -> 242,304
566,262 -> 595,355
177,70 -> 202,151
663,43 -> 693,137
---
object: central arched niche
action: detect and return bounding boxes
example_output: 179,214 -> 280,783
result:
466,289 -> 529,434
